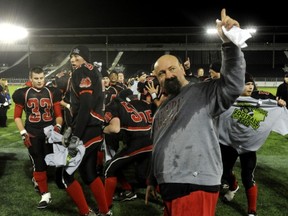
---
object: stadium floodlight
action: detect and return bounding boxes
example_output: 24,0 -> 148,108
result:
206,27 -> 257,34
245,28 -> 257,34
206,28 -> 218,34
0,23 -> 28,43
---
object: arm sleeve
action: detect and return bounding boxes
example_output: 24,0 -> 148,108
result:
53,101 -> 62,118
14,103 -> 24,119
207,42 -> 246,116
104,100 -> 119,122
12,88 -> 25,119
72,92 -> 92,138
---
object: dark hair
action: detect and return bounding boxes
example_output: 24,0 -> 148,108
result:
29,67 -> 44,77
245,72 -> 257,90
209,62 -> 221,72
137,69 -> 147,78
118,89 -> 133,101
101,70 -> 109,78
109,70 -> 118,76
245,72 -> 254,83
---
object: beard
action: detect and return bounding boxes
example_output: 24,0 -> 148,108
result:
164,77 -> 181,96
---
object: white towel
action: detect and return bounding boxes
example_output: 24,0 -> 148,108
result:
44,125 -> 62,143
217,19 -> 252,48
44,125 -> 86,175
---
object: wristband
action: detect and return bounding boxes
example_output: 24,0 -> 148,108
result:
151,92 -> 157,100
20,129 -> 27,136
66,104 -> 70,109
56,124 -> 62,130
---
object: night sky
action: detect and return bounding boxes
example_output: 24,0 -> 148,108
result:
0,0 -> 287,29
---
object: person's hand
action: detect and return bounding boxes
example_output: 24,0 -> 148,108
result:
277,98 -> 287,107
217,8 -> 240,43
20,130 -> 32,148
146,81 -> 159,100
53,124 -> 62,134
68,135 -> 81,157
183,57 -> 190,70
145,185 -> 159,205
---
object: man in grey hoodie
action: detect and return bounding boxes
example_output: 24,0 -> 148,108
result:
145,8 -> 246,216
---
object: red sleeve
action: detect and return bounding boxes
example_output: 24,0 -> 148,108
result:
14,103 -> 24,119
53,101 -> 62,118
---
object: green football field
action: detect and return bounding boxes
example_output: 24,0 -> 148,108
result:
0,85 -> 287,215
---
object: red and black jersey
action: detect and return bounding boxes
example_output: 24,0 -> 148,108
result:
70,63 -> 105,138
104,86 -> 118,106
116,82 -> 128,90
12,86 -> 62,134
104,83 -> 126,107
104,98 -> 153,146
112,82 -> 126,93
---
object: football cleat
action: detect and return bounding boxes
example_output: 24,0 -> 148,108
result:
113,190 -> 137,202
96,209 -> 113,216
223,186 -> 239,202
37,192 -> 52,209
81,208 -> 97,216
248,211 -> 257,216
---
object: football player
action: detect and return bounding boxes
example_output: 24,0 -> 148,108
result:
12,67 -> 63,209
59,45 -> 111,216
103,89 -> 153,207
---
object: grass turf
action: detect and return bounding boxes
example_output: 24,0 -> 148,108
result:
0,85 -> 287,215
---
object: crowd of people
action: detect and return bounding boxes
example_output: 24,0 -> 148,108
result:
9,8 -> 288,216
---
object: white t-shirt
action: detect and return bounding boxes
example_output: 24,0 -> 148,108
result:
219,96 -> 288,154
